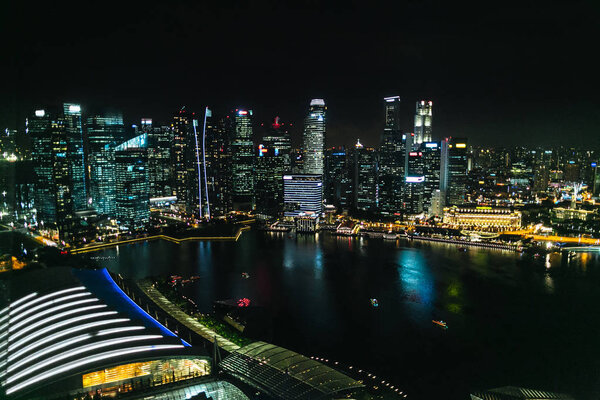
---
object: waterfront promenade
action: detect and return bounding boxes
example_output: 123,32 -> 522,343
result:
70,226 -> 250,255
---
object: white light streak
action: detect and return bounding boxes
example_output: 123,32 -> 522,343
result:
9,298 -> 98,334
7,336 -> 164,385
6,344 -> 184,395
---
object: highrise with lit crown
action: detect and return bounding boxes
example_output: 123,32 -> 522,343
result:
229,109 -> 255,210
302,99 -> 326,176
414,100 -> 433,146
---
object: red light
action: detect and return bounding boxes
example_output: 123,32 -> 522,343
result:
237,298 -> 251,307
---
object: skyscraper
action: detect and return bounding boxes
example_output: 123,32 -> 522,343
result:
171,109 -> 191,213
421,141 -> 441,214
404,150 -> 425,214
379,96 -> 408,214
85,114 -> 125,216
414,100 -> 433,146
28,109 -> 55,224
146,121 -> 174,199
204,109 -> 231,216
302,99 -> 326,176
325,147 -> 352,210
63,103 -> 87,211
352,140 -> 378,212
114,133 -> 149,231
229,109 -> 254,210
441,137 -> 468,205
51,117 -> 74,242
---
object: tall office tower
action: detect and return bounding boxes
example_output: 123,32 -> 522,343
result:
114,133 -> 149,231
146,122 -> 174,199
404,150 -> 425,214
283,174 -> 323,217
171,109 -> 191,213
352,140 -> 378,212
51,117 -> 74,242
325,147 -> 352,209
262,117 -> 292,173
255,143 -> 285,217
414,100 -> 433,146
421,141 -> 441,213
85,114 -> 125,216
302,99 -> 326,175
28,109 -> 55,224
204,110 -> 231,217
440,137 -> 468,205
379,96 -> 408,214
229,109 -> 255,210
63,103 -> 87,211
564,161 -> 581,183
186,116 -> 205,218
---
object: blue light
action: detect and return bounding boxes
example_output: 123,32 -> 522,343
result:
592,163 -> 597,168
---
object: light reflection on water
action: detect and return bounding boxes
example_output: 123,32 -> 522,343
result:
90,231 -> 600,400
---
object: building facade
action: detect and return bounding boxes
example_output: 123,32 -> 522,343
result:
302,99 -> 326,176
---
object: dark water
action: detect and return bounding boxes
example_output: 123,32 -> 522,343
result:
91,230 -> 600,399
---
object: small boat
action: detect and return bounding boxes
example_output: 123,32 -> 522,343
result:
370,298 -> 379,307
241,272 -> 250,279
432,320 -> 448,329
457,247 -> 467,252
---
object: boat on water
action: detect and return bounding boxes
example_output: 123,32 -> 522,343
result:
241,272 -> 250,279
458,247 -> 468,252
370,298 -> 379,307
432,320 -> 448,329
383,232 -> 398,241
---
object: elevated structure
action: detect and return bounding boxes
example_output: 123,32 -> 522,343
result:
0,267 -> 209,399
220,341 -> 364,400
471,386 -> 574,400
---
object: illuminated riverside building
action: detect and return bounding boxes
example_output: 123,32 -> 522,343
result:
114,133 -> 149,231
352,140 -> 378,212
302,99 -> 326,175
229,109 -> 255,210
443,206 -> 521,232
283,174 -> 323,217
62,103 -> 87,211
414,100 -> 433,146
441,137 -> 468,205
171,109 -> 192,213
262,116 -> 292,172
379,96 -> 408,214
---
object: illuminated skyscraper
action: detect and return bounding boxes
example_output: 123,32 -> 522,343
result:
171,109 -> 191,212
414,100 -> 433,146
114,133 -> 149,231
302,99 -> 326,176
352,140 -> 378,212
204,109 -> 231,216
441,137 -> 468,205
421,141 -> 441,213
85,114 -> 125,216
229,109 -> 254,210
325,147 -> 352,209
404,150 -> 425,214
146,121 -> 174,199
379,96 -> 408,214
28,109 -> 55,224
63,103 -> 87,211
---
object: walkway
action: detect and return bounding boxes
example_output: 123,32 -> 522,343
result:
136,280 -> 241,353
70,226 -> 250,255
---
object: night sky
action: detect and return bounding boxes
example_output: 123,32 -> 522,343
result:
2,0 -> 599,147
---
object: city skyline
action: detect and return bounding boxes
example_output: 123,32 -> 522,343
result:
2,1 -> 599,147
